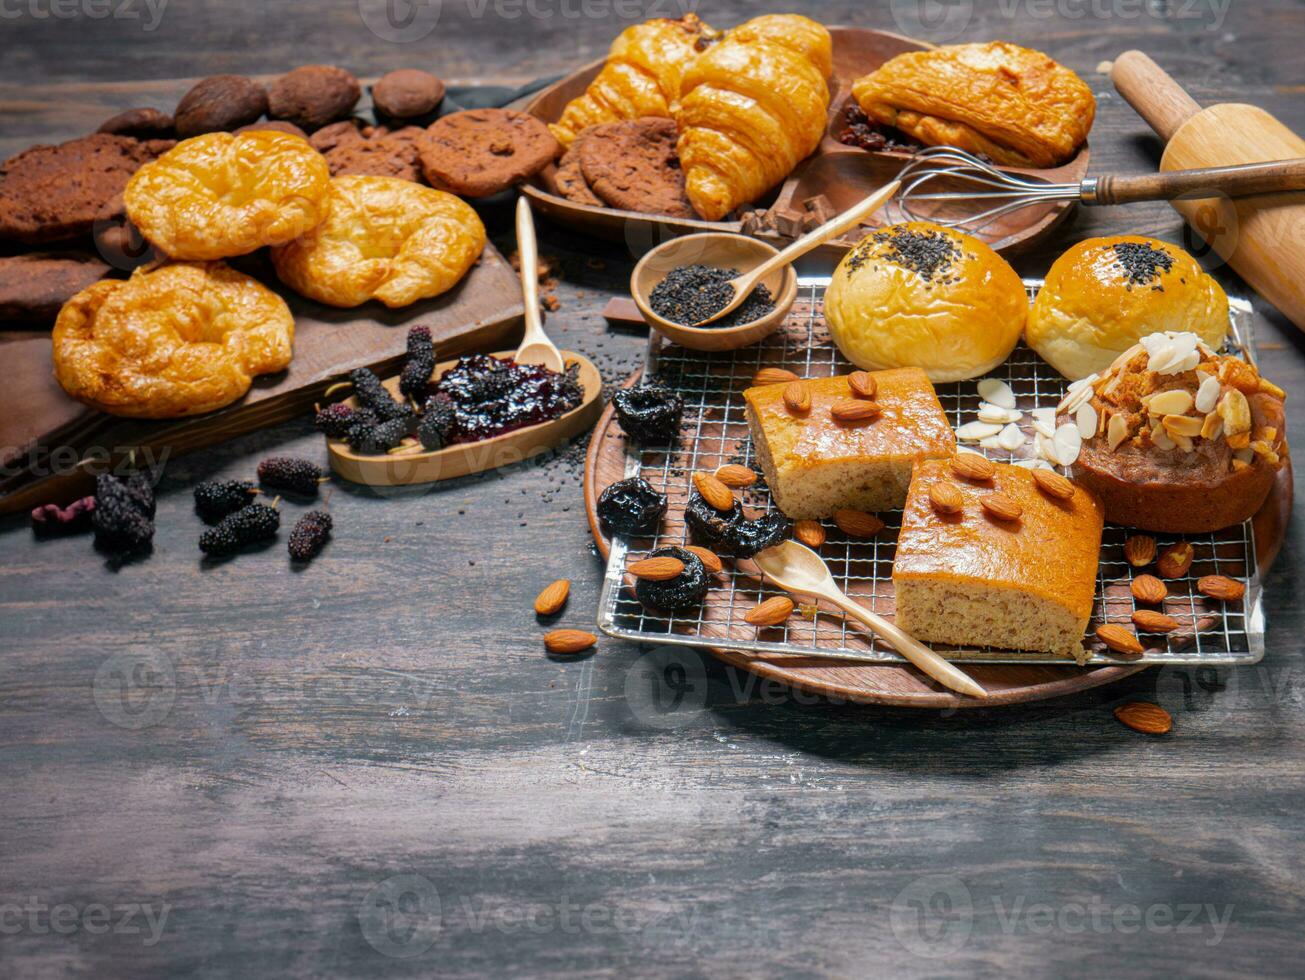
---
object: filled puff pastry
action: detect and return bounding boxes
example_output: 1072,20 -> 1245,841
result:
851,41 -> 1095,168
674,14 -> 833,221
549,14 -> 714,148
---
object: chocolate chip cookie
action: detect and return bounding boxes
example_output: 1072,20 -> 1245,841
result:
577,118 -> 693,218
419,109 -> 559,197
552,142 -> 602,206
324,126 -> 426,182
0,252 -> 110,324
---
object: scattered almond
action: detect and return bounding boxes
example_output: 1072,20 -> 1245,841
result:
1130,574 -> 1168,605
1156,541 -> 1194,579
683,545 -> 723,574
1113,701 -> 1172,735
628,556 -> 684,581
1123,535 -> 1156,567
783,381 -> 810,415
544,629 -> 597,654
980,492 -> 1022,522
693,471 -> 735,512
1197,574 -> 1246,602
744,596 -> 794,627
830,399 -> 882,423
834,508 -> 884,538
714,464 -> 757,488
848,371 -> 877,399
533,579 -> 570,616
949,453 -> 995,482
794,519 -> 826,548
929,481 -> 964,515
1030,468 -> 1074,500
1132,609 -> 1180,633
753,367 -> 799,387
1096,623 -> 1144,655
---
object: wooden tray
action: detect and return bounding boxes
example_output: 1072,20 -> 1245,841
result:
522,25 -> 1089,256
583,370 -> 1292,710
0,246 -> 524,514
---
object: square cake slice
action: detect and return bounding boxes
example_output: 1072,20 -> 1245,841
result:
892,458 -> 1105,661
744,367 -> 955,519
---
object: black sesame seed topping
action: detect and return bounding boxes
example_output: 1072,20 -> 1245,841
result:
649,264 -> 775,327
846,226 -> 961,284
1110,241 -> 1174,286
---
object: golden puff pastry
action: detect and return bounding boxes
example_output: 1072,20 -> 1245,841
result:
674,14 -> 832,221
52,261 -> 294,418
125,130 -> 331,260
549,14 -> 715,148
852,42 -> 1094,168
271,175 -> 486,309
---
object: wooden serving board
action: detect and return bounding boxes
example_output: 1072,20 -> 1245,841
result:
583,371 -> 1293,710
0,246 -> 524,513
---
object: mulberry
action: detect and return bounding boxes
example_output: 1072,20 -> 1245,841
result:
417,392 -> 456,450
92,472 -> 155,554
288,510 -> 333,561
256,456 -> 325,496
199,503 -> 280,556
193,480 -> 257,523
350,367 -> 414,423
123,470 -> 157,518
314,403 -> 362,439
399,326 -> 436,403
348,416 -> 410,455
30,496 -> 95,536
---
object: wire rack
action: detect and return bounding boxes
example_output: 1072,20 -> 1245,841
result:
596,277 -> 1266,667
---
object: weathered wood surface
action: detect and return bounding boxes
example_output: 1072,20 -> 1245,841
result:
2,2 -> 1304,977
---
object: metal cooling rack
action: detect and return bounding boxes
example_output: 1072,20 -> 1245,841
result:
596,277 -> 1266,667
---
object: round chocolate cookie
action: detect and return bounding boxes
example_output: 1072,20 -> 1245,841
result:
267,65 -> 361,132
174,75 -> 267,139
553,143 -> 602,207
419,109 -> 559,198
323,126 -> 426,182
372,69 -> 445,122
576,118 -> 694,218
0,252 -> 110,324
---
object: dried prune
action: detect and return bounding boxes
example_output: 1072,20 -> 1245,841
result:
597,477 -> 667,536
612,380 -> 683,445
635,546 -> 708,611
684,488 -> 790,558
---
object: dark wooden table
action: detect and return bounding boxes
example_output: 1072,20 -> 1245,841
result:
3,2 -> 1304,977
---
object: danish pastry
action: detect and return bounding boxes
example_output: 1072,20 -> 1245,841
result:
271,175 -> 485,308
52,261 -> 294,418
851,41 -> 1095,168
124,130 -> 331,260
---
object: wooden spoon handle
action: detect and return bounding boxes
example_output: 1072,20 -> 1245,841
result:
1110,50 -> 1201,143
1093,159 -> 1305,204
515,196 -> 544,340
826,593 -> 988,699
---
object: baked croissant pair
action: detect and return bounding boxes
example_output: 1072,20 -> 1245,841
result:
551,13 -> 834,221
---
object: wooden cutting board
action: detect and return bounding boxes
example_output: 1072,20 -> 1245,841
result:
0,245 -> 524,513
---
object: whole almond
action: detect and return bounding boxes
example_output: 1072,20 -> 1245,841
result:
848,371 -> 877,399
928,481 -> 964,515
683,545 -> 723,574
1096,623 -> 1144,655
783,381 -> 810,415
693,471 -> 735,512
1114,701 -> 1173,735
794,519 -> 826,548
834,508 -> 884,538
980,492 -> 1022,522
1031,468 -> 1075,500
544,629 -> 597,654
1130,574 -> 1168,605
1197,574 -> 1246,602
1132,609 -> 1180,633
1156,541 -> 1194,579
714,464 -> 757,488
629,556 -> 685,581
950,453 -> 995,482
1124,535 -> 1156,567
744,596 -> 794,627
753,367 -> 799,387
533,579 -> 570,616
830,399 -> 882,423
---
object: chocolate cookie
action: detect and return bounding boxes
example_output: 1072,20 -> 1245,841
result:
0,134 -> 174,244
0,252 -> 110,324
323,126 -> 426,182
372,69 -> 445,122
553,143 -> 602,207
267,65 -> 360,132
577,118 -> 693,218
419,109 -> 559,197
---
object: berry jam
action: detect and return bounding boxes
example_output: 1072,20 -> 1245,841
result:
425,353 -> 583,445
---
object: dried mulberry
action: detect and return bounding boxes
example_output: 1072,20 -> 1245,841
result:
30,496 -> 95,536
684,488 -> 789,558
199,502 -> 280,556
92,472 -> 155,554
257,456 -> 325,496
612,380 -> 683,445
193,480 -> 257,523
288,510 -> 332,561
597,477 -> 667,536
417,392 -> 456,450
350,367 -> 413,423
635,546 -> 708,611
399,325 -> 436,403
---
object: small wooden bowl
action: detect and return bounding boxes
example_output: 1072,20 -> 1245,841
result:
630,233 -> 798,351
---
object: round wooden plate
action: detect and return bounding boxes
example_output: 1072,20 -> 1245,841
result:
522,25 -> 1090,257
583,371 -> 1292,709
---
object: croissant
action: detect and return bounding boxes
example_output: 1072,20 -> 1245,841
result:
851,42 -> 1095,168
674,14 -> 833,221
549,14 -> 714,148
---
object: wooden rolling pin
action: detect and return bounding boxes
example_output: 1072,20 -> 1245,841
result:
1112,50 -> 1305,331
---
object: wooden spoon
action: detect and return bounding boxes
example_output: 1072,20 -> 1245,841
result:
691,180 -> 901,326
512,196 -> 564,373
751,540 -> 988,699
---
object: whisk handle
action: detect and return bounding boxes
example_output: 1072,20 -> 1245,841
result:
1089,159 -> 1305,205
